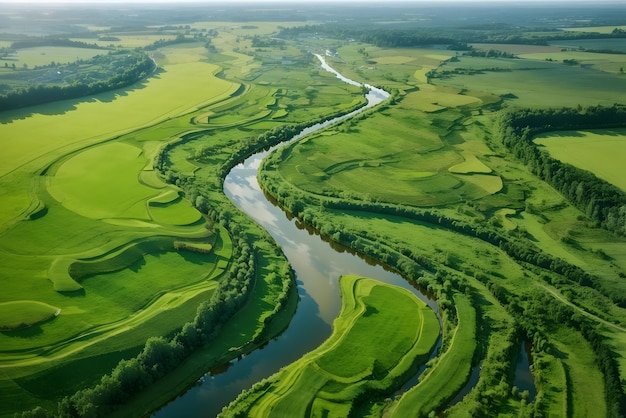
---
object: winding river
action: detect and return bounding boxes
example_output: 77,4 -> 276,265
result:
154,55 -> 438,418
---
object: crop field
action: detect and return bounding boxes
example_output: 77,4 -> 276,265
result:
548,38 -> 626,53
534,129 -> 626,191
432,55 -> 626,107
221,276 -> 440,417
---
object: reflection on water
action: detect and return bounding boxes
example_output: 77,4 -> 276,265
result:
154,55 -> 436,418
513,340 -> 537,401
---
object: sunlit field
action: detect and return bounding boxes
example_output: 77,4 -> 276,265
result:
534,129 -> 626,192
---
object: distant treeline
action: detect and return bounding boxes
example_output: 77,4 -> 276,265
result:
279,25 -> 626,48
495,105 -> 626,237
0,51 -> 155,111
19,231 -> 260,417
9,37 -> 107,51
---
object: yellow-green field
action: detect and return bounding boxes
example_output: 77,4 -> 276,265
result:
534,129 -> 626,191
6,46 -> 105,67
0,36 -> 242,415
221,276 -> 440,417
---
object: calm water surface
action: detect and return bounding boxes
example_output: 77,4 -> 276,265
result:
154,55 -> 437,418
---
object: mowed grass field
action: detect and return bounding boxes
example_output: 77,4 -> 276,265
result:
221,276 -> 439,417
534,128 -> 626,192
0,38 -> 244,415
273,89 -> 502,206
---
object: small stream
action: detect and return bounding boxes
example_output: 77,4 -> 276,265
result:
154,55 -> 439,418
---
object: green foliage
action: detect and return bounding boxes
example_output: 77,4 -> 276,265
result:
496,105 -> 626,238
221,276 -> 439,417
0,50 -> 155,110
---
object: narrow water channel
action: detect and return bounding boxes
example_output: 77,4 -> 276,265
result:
154,55 -> 438,418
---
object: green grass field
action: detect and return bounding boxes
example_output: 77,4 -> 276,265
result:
260,42 -> 626,417
5,46 -> 105,68
391,294 -> 476,417
272,89 -> 501,206
221,276 -> 440,417
433,55 -> 626,107
0,38 -> 243,415
534,128 -> 626,192
2,13 -> 626,418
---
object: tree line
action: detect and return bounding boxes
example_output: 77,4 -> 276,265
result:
0,51 -> 155,111
278,24 -> 626,48
9,37 -> 107,51
259,149 -> 626,417
495,105 -> 626,237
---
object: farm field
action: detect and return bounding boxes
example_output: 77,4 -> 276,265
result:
431,55 -> 626,107
1,46 -> 104,68
2,3 -> 626,418
221,275 -> 440,417
260,29 -> 626,417
534,129 -> 626,192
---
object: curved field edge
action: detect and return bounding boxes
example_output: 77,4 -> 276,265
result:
8,50 -> 373,417
1,46 -> 291,417
0,301 -> 60,331
389,293 -> 476,417
257,94 -> 626,416
218,275 -> 440,417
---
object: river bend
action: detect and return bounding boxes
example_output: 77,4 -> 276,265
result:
154,54 -> 437,418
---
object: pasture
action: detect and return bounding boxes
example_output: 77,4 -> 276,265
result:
391,294 -> 476,417
274,89 -> 502,206
433,55 -> 626,107
4,46 -> 105,68
221,276 -> 440,417
534,129 -> 626,191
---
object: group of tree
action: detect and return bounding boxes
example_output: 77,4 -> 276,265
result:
278,23 -> 626,49
0,51 -> 155,111
260,146 -> 626,417
9,37 -> 107,51
143,34 -> 197,51
495,105 -> 626,238
19,220 -> 259,417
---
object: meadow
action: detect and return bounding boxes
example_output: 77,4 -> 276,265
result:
0,17 -> 373,416
0,29 -> 244,415
1,46 -> 105,68
259,36 -> 626,417
2,4 -> 626,418
220,275 -> 440,417
534,129 -> 626,192
431,53 -> 626,107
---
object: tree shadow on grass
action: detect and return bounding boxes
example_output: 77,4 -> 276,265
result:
2,325 -> 44,338
0,68 -> 164,124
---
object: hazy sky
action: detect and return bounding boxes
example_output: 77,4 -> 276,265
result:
0,0 -> 606,3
